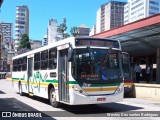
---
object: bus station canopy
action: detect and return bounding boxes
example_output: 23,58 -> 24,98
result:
93,13 -> 160,57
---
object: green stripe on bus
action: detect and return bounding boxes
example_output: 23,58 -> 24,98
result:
45,80 -> 77,84
12,78 -> 77,85
45,79 -> 58,83
68,81 -> 77,84
12,78 -> 24,80
91,83 -> 121,87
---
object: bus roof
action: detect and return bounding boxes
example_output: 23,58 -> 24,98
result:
13,37 -> 75,59
13,36 -> 121,59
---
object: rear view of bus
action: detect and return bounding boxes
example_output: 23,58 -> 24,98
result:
68,37 -> 124,105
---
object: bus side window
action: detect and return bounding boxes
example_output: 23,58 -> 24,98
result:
22,57 -> 27,71
49,48 -> 57,70
13,59 -> 18,72
41,50 -> 48,70
18,58 -> 22,71
34,52 -> 41,70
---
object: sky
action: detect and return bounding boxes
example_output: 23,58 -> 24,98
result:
0,0 -> 127,42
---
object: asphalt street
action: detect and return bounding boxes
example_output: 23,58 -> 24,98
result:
0,79 -> 160,120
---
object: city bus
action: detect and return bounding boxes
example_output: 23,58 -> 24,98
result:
122,52 -> 133,94
12,36 -> 124,107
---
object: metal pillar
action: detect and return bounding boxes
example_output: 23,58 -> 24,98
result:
156,48 -> 160,84
150,58 -> 154,83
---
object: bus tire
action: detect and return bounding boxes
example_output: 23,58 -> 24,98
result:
19,82 -> 24,96
49,88 -> 60,108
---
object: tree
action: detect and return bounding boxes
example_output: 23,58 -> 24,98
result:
70,27 -> 79,37
18,33 -> 31,50
58,18 -> 70,39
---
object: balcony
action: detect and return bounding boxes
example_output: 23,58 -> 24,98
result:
14,40 -> 19,44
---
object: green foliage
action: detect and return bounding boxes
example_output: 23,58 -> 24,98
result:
18,34 -> 31,50
58,18 -> 71,39
57,18 -> 81,38
70,27 -> 79,37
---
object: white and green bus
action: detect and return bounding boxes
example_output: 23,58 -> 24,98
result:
12,36 -> 124,107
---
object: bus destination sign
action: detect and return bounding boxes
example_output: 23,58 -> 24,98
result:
75,39 -> 119,48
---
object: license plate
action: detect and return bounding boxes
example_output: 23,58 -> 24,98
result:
97,98 -> 106,101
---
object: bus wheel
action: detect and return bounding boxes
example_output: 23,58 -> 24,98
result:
19,83 -> 24,96
49,88 -> 60,108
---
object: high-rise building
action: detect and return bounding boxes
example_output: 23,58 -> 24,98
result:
89,25 -> 96,36
1,22 -> 12,43
47,19 -> 58,44
93,1 -> 126,35
0,22 -> 11,71
124,0 -> 160,25
30,39 -> 42,50
78,24 -> 90,36
96,8 -> 101,34
43,34 -> 48,46
15,5 -> 29,51
1,22 -> 14,70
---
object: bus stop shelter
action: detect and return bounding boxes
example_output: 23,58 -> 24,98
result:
93,13 -> 160,84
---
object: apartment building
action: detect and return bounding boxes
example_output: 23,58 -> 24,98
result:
91,1 -> 126,35
15,5 -> 29,51
124,0 -> 160,24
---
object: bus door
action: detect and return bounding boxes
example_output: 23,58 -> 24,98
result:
27,57 -> 33,93
58,48 -> 69,102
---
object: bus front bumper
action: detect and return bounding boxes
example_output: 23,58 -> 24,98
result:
69,90 -> 124,105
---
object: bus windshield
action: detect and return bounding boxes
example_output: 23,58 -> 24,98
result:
72,48 -> 122,81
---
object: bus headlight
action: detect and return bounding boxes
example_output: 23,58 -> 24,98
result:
72,85 -> 79,91
72,85 -> 84,94
79,90 -> 83,93
115,83 -> 124,93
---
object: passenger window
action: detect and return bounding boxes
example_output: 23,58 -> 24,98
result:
34,53 -> 41,70
13,59 -> 18,71
41,50 -> 48,70
49,48 -> 57,69
18,58 -> 22,71
22,57 -> 27,71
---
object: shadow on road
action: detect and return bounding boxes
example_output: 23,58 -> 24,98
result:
17,93 -> 144,117
61,102 -> 143,114
0,98 -> 55,119
16,92 -> 50,105
0,90 -> 6,94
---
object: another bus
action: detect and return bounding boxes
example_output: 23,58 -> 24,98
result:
122,52 -> 133,94
12,37 -> 124,107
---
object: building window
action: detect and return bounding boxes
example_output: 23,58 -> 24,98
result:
131,2 -> 144,11
150,1 -> 159,5
149,6 -> 159,11
21,9 -> 26,12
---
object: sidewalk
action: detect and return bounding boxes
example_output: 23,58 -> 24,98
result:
130,82 -> 160,102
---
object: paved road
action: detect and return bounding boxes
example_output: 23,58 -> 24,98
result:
0,79 -> 160,120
